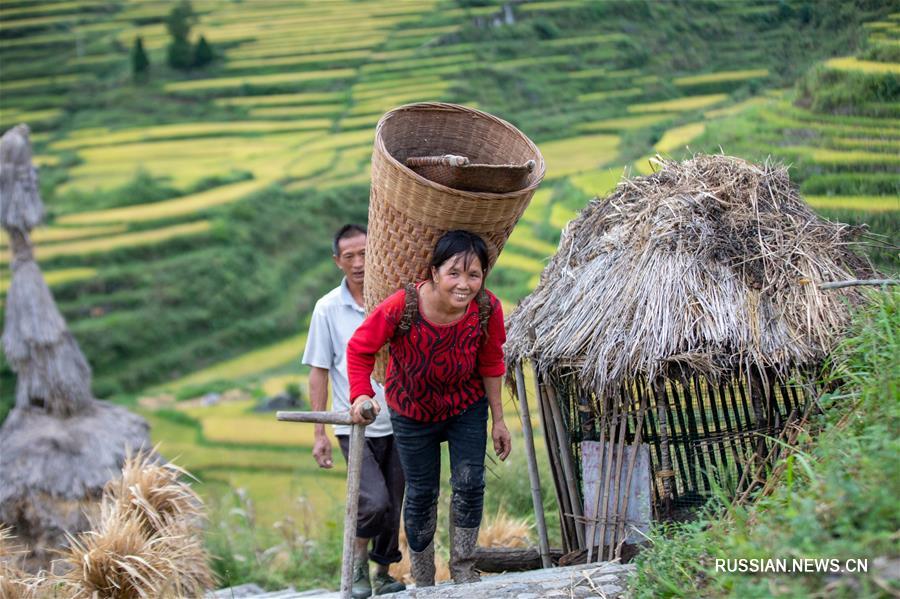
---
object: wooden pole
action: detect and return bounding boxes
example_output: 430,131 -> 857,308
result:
614,388 -> 647,560
604,392 -> 629,562
533,369 -> 573,551
341,418 -> 366,598
652,380 -> 676,513
277,401 -> 374,599
586,392 -> 609,563
514,363 -> 552,569
819,278 -> 898,290
595,392 -> 618,560
543,382 -> 586,549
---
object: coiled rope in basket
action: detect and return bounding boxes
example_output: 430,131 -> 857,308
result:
366,102 -> 545,382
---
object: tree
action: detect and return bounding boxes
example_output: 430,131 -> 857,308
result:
166,0 -> 196,70
131,36 -> 150,80
193,34 -> 213,68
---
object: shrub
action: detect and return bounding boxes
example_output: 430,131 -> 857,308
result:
796,65 -> 900,116
131,36 -> 150,81
194,35 -> 214,68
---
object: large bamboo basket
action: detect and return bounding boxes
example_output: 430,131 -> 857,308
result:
366,102 -> 545,382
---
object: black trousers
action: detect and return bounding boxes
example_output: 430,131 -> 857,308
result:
389,397 -> 488,553
337,434 -> 405,565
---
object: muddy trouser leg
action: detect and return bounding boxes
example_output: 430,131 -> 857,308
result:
389,411 -> 444,587
446,398 -> 488,584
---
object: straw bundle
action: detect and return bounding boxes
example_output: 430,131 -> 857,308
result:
62,453 -> 214,598
0,124 -> 44,232
506,154 -> 874,395
0,123 -> 156,572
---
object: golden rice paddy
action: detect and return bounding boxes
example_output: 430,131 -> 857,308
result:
224,49 -> 371,71
214,91 -> 345,107
802,146 -> 900,165
549,203 -> 577,231
825,56 -> 900,75
538,133 -> 620,178
248,105 -> 342,118
0,224 -> 126,246
577,88 -> 643,103
569,168 -> 626,197
7,221 -> 212,262
157,334 -> 307,392
164,68 -> 357,93
705,96 -> 771,118
576,114 -> 671,132
58,180 -> 269,225
805,195 -> 900,212
2,74 -> 86,92
495,251 -> 545,275
628,94 -> 729,113
654,122 -> 706,153
505,229 -> 558,257
673,68 -> 769,87
52,121 -> 328,150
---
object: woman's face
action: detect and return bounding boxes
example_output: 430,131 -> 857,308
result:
432,252 -> 484,311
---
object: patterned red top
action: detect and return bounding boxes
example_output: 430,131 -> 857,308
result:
347,282 -> 506,422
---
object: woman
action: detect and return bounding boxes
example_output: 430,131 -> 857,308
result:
346,229 -> 512,587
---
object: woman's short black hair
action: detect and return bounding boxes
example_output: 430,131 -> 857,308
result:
430,230 -> 490,274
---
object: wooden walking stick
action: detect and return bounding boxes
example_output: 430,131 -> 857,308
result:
277,400 -> 376,599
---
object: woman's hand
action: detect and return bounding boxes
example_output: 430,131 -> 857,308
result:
350,395 -> 380,424
492,419 -> 511,461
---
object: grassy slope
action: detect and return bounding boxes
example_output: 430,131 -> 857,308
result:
630,290 -> 900,598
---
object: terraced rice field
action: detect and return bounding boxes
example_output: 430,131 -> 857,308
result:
58,179 -> 270,224
3,0 -> 897,539
628,94 -> 730,113
3,221 -> 211,263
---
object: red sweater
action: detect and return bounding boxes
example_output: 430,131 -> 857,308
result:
347,283 -> 506,422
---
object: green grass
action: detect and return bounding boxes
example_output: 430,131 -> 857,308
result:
631,290 -> 900,598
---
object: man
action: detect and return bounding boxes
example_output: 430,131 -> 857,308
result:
302,224 -> 406,598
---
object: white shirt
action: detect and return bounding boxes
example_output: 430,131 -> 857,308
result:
301,278 -> 392,437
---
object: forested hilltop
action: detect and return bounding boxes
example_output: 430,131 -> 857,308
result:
1,0 -> 897,417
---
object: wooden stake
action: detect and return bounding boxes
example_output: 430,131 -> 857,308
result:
586,389 -> 609,563
614,386 -> 648,560
532,366 -> 574,551
544,382 -> 586,549
605,391 -> 629,562
514,363 -> 552,568
652,380 -> 677,510
596,392 -> 617,560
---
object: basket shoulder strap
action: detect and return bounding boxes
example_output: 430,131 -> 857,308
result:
476,288 -> 492,335
393,283 -> 419,339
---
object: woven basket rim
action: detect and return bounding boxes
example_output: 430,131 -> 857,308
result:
375,102 -> 546,200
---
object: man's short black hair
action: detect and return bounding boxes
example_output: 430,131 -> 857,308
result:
333,224 -> 367,256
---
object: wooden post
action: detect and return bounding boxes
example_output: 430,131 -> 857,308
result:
586,393 -> 609,563
614,388 -> 648,560
514,363 -> 552,569
543,382 -> 586,549
277,401 -> 374,599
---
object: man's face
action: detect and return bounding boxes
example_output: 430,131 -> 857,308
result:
334,233 -> 366,286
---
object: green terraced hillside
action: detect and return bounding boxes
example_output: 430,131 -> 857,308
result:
1,5 -> 898,580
